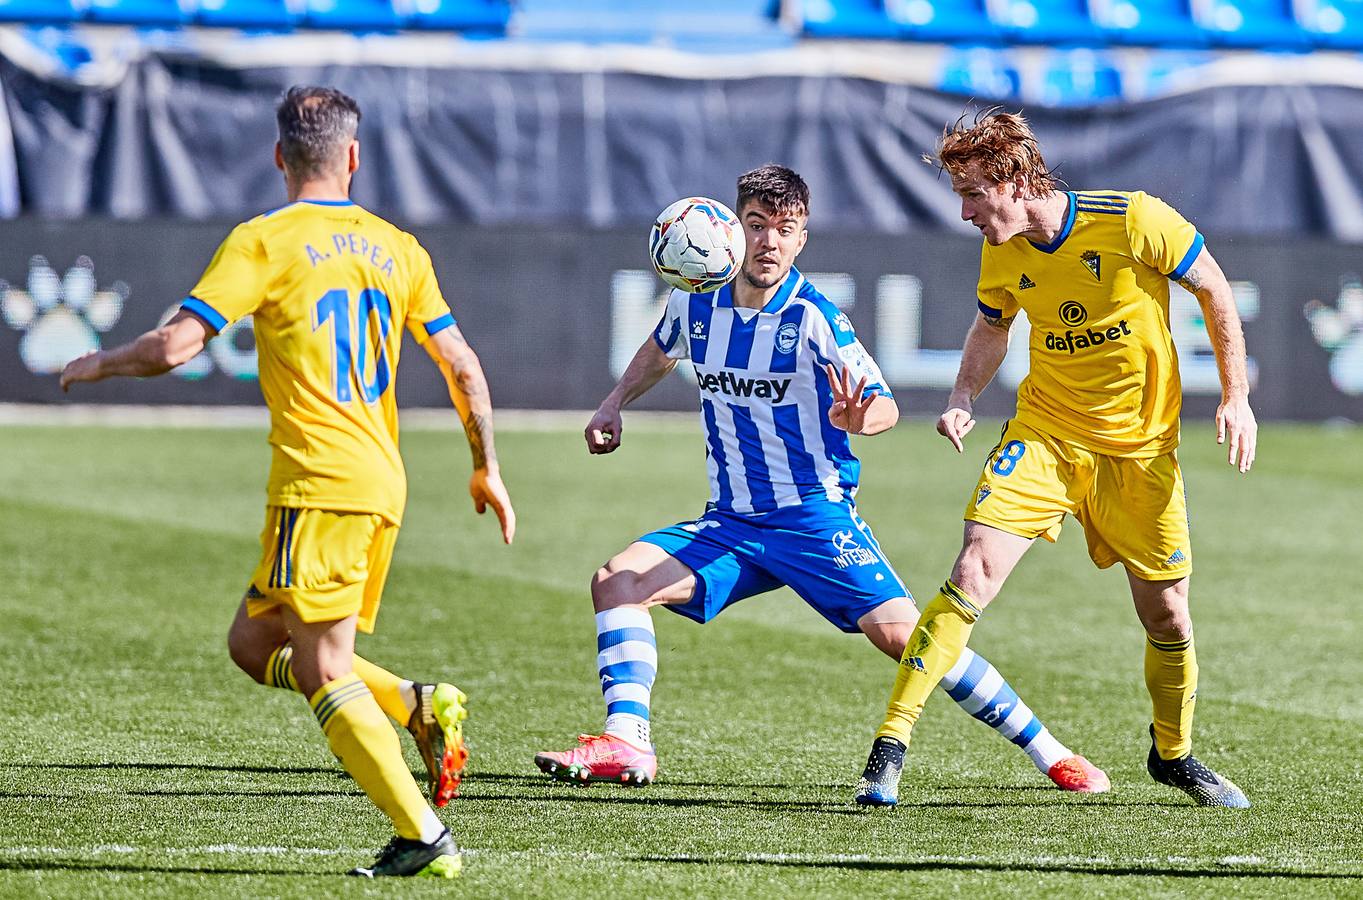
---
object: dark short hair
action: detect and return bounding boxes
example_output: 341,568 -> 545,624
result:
736,164 -> 810,218
275,86 -> 361,178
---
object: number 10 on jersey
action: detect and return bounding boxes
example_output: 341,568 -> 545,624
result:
314,288 -> 393,403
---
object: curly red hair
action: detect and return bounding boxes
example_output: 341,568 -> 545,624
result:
928,110 -> 1056,196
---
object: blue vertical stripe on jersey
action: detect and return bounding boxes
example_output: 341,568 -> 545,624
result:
772,403 -> 822,492
688,294 -> 716,365
725,311 -> 760,369
809,352 -> 859,494
768,304 -> 805,374
701,399 -> 734,509
730,403 -> 778,512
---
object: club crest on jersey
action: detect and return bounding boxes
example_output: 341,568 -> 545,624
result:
1080,250 -> 1101,281
691,319 -> 707,341
976,485 -> 992,505
1018,273 -> 1036,290
830,529 -> 878,569
775,322 -> 800,354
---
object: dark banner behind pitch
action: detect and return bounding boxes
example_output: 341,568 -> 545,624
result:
0,219 -> 1359,422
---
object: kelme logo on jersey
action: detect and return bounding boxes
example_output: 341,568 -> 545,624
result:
1059,300 -> 1088,327
1044,320 -> 1132,354
830,529 -> 879,569
697,369 -> 791,402
691,319 -> 707,341
775,321 -> 800,353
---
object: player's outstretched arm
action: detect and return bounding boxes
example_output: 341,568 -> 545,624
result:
1177,247 -> 1256,473
585,336 -> 677,455
424,326 -> 516,544
59,310 -> 210,391
939,311 -> 1012,453
822,363 -> 898,435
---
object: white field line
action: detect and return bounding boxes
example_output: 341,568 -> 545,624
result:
0,403 -> 696,432
0,845 -> 1317,871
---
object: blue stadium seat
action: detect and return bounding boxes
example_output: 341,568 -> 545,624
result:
0,0 -> 80,23
802,0 -> 899,38
302,0 -> 399,30
885,0 -> 1000,43
989,0 -> 1103,44
1297,0 -> 1363,47
514,0 -> 788,48
1134,49 -> 1213,96
196,0 -> 295,28
1194,0 -> 1312,48
1092,0 -> 1208,46
938,46 -> 1020,98
1035,47 -> 1121,104
84,0 -> 187,24
405,0 -> 508,33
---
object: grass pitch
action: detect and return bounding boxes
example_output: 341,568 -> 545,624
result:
0,415 -> 1360,897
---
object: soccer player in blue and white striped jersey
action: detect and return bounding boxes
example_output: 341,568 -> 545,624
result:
532,165 -> 1108,794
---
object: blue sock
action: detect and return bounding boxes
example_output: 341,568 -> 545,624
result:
596,607 -> 656,749
938,648 -> 1070,772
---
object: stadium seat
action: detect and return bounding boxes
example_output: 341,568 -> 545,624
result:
1134,49 -> 1213,96
988,0 -> 1103,45
302,0 -> 399,30
1193,0 -> 1312,48
885,0 -> 1001,43
405,0 -> 508,33
513,0 -> 789,48
938,45 -> 1021,98
1035,47 -> 1121,104
802,0 -> 900,38
0,0 -> 81,23
1091,0 -> 1208,46
1297,0 -> 1363,48
195,0 -> 295,29
84,0 -> 187,25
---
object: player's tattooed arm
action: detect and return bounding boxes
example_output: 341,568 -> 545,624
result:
426,326 -> 499,469
980,313 -> 1016,331
1177,263 -> 1205,294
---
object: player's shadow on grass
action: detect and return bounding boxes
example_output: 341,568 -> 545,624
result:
0,859 -> 316,877
640,855 -> 1363,881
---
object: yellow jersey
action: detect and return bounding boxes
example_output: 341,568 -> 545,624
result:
182,199 -> 455,525
977,190 -> 1202,458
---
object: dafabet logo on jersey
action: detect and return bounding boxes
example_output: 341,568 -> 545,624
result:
1044,301 -> 1133,354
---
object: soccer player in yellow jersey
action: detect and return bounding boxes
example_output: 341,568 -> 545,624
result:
856,111 -> 1256,809
60,86 -> 515,875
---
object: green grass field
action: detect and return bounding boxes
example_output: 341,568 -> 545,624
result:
1,415 -> 1360,897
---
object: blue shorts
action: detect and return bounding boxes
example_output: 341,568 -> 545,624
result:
637,501 -> 911,634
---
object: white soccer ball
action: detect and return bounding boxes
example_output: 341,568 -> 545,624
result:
648,197 -> 745,293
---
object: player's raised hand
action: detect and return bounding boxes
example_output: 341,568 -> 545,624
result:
823,363 -> 878,434
585,405 -> 624,454
469,467 -> 516,544
937,399 -> 976,453
1216,393 -> 1257,473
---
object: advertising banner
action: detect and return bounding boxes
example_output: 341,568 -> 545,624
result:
0,219 -> 1359,422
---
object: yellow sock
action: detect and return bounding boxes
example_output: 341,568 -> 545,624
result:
310,674 -> 433,840
265,644 -> 412,723
876,582 -> 981,745
1146,634 -> 1197,760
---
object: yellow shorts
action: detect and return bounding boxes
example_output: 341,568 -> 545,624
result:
964,420 -> 1192,581
245,506 -> 398,634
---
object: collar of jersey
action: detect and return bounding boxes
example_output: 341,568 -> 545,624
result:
714,266 -> 802,314
1027,192 -> 1076,254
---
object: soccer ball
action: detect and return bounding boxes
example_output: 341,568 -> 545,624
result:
649,197 -> 745,293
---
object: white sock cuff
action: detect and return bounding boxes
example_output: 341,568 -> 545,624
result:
595,606 -> 654,634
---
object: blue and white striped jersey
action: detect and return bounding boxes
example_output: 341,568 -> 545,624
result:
651,267 -> 891,515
